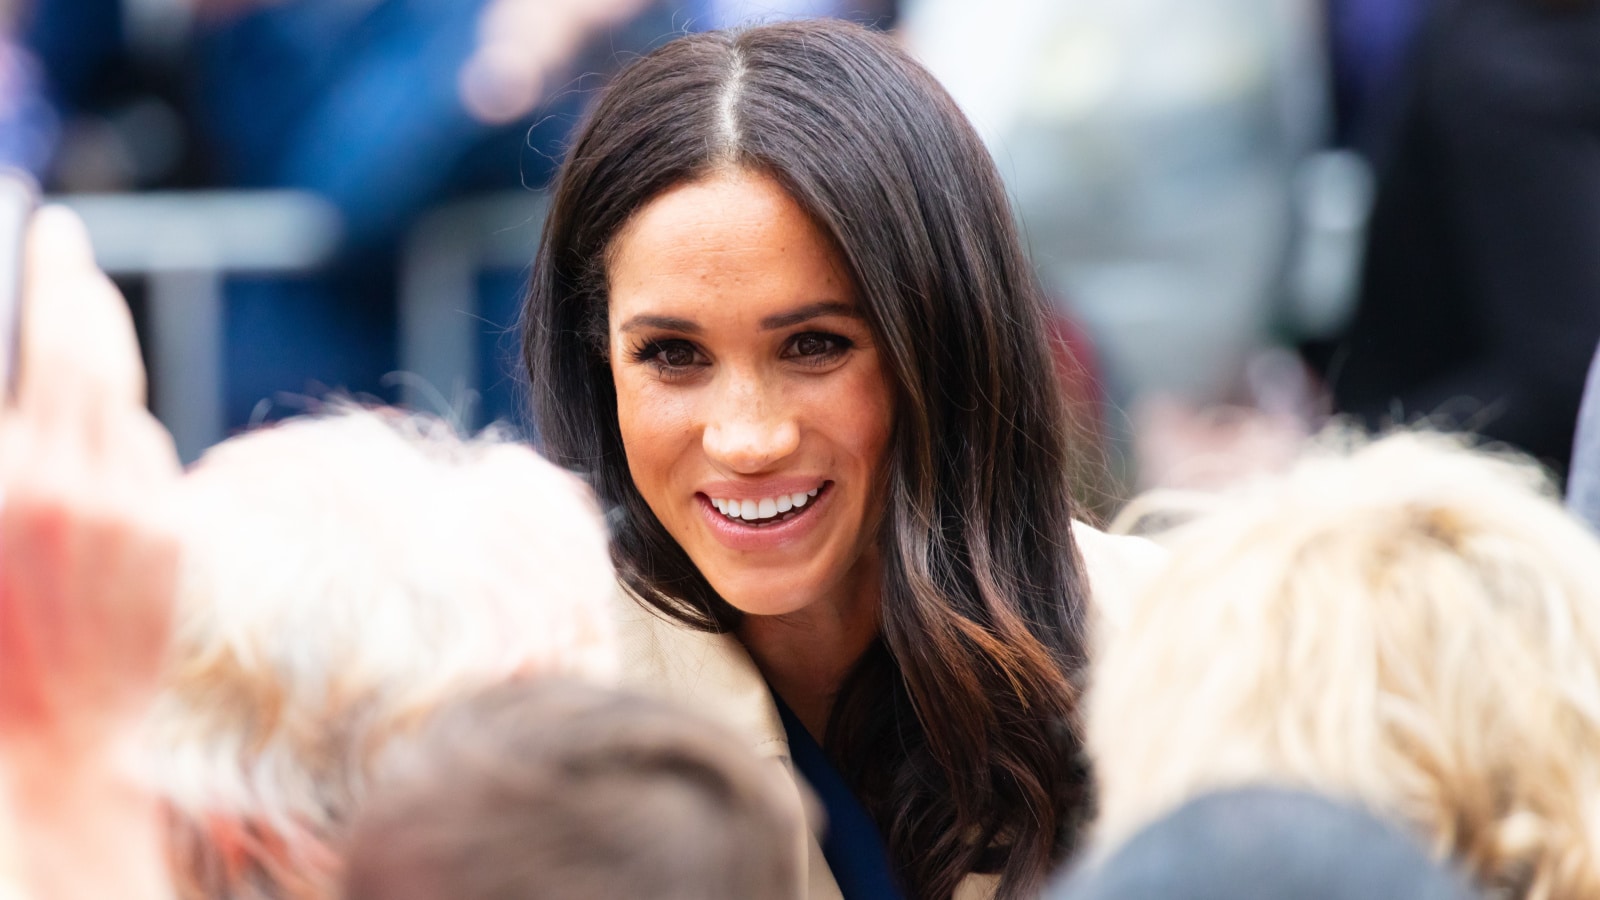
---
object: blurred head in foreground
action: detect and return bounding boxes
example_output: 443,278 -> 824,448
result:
1050,787 -> 1478,900
147,407 -> 620,900
343,679 -> 806,900
1090,431 -> 1600,899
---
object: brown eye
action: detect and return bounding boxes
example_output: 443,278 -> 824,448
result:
660,343 -> 698,368
794,335 -> 831,356
626,338 -> 706,378
784,332 -> 852,365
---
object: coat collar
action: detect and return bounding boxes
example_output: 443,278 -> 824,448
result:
605,522 -> 1162,900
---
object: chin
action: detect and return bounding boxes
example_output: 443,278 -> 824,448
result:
708,574 -> 823,618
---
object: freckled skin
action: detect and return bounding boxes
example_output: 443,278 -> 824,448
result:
606,170 -> 895,629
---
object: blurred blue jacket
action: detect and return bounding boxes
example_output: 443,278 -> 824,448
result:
1568,342 -> 1600,530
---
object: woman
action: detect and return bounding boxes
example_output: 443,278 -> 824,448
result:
524,19 -> 1160,900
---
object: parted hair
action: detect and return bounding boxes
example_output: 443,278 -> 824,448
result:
147,408 -> 620,900
343,679 -> 806,900
523,18 -> 1093,898
1090,430 -> 1600,899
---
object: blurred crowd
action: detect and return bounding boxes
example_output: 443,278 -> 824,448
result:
5,200 -> 1600,899
3,0 -> 1597,490
905,0 -> 1600,499
0,0 -> 892,441
1,1 -> 1599,899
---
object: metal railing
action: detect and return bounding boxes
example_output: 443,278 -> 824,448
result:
63,190 -> 342,462
397,190 -> 549,417
61,188 -> 548,462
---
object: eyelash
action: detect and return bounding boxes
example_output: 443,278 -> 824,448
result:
628,338 -> 705,377
626,332 -> 854,379
783,332 -> 853,366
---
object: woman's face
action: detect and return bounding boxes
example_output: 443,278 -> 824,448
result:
606,169 -> 894,618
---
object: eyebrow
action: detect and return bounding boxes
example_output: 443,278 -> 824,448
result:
617,301 -> 861,335
617,314 -> 702,334
758,301 -> 860,331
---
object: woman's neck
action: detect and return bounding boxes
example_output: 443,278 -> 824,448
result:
737,569 -> 882,743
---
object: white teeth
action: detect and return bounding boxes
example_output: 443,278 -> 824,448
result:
711,488 -> 823,522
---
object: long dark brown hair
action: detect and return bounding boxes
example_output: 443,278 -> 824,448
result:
524,20 -> 1093,899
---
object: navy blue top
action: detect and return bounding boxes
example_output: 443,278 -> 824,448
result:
774,695 -> 906,900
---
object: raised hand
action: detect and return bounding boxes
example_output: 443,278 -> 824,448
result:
0,204 -> 180,900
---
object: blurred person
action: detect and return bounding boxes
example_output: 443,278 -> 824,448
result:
692,0 -> 895,28
1089,430 -> 1600,899
1126,347 -> 1323,491
1324,0 -> 1432,151
903,0 -> 1332,489
0,1 -> 57,177
0,204 -> 181,899
1568,342 -> 1600,529
344,679 -> 807,900
1304,0 -> 1600,473
183,0 -> 661,244
188,0 -> 671,430
20,0 -> 658,202
18,0 -> 673,432
1049,787 -> 1479,900
525,19 -> 1164,899
460,0 -> 656,126
147,406 -> 620,900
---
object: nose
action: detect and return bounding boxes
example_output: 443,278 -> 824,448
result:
702,373 -> 800,473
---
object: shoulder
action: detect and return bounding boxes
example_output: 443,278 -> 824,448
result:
606,586 -> 788,756
1073,520 -> 1168,649
606,588 -> 846,900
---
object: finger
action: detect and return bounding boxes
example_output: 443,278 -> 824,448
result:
106,407 -> 182,489
30,207 -> 146,407
18,207 -> 98,412
16,207 -> 148,429
23,206 -> 95,273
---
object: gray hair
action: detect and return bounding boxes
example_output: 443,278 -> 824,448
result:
147,406 -> 619,899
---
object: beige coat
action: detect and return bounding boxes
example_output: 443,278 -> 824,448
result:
610,523 -> 1164,900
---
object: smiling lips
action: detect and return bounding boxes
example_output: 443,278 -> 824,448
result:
708,485 -> 825,526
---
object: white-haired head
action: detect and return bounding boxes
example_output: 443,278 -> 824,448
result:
147,406 -> 619,899
1089,430 -> 1600,900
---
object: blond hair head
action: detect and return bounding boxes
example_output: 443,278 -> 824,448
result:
147,407 -> 620,899
1090,430 -> 1600,899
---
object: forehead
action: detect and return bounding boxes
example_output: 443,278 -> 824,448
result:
606,170 -> 854,323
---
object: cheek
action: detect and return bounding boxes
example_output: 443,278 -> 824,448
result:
810,358 -> 895,482
612,370 -> 699,493
850,362 -> 896,461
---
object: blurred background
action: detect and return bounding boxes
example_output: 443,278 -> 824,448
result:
4,0 -> 1595,513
